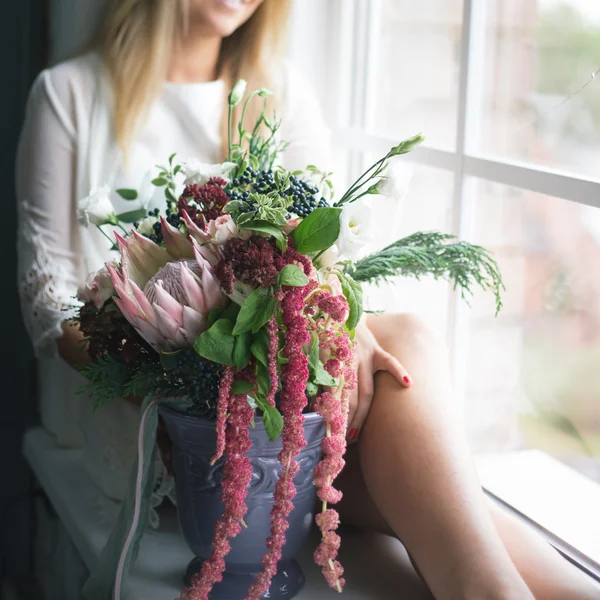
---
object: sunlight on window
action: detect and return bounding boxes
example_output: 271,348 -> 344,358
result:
478,0 -> 600,180
371,0 -> 463,149
465,179 -> 600,483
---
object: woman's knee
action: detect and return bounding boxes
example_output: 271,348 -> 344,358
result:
367,312 -> 441,353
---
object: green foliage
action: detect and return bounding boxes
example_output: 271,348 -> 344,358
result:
253,394 -> 284,441
194,319 -> 237,365
122,362 -> 163,399
116,208 -> 148,223
231,380 -> 254,395
335,133 -> 424,207
278,264 -> 309,287
233,287 -> 277,335
291,207 -> 342,254
307,338 -> 338,388
250,327 -> 270,367
338,272 -> 364,330
349,231 -> 504,315
77,355 -> 130,411
116,189 -> 138,201
239,219 -> 285,248
154,153 -> 183,212
227,79 -> 288,170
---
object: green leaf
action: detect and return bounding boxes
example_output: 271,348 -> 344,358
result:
240,220 -> 284,246
233,287 -> 277,335
152,177 -> 168,186
233,330 -> 252,370
306,381 -> 319,397
262,405 -> 284,441
194,319 -> 236,366
207,306 -> 225,328
256,362 -> 271,396
231,380 -> 254,395
291,207 -> 342,254
160,350 -> 182,371
251,328 -> 270,367
278,264 -> 309,287
307,336 -> 338,387
116,208 -> 148,223
169,152 -> 176,165
339,273 -> 364,330
237,212 -> 257,226
313,360 -> 338,387
116,188 -> 138,201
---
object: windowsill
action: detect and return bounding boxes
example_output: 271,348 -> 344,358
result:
476,449 -> 600,581
22,427 -> 430,599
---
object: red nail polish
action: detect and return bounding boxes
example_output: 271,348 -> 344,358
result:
403,375 -> 412,385
348,428 -> 359,441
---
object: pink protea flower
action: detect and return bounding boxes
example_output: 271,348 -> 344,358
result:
109,223 -> 226,352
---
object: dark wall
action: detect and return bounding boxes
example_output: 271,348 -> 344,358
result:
0,0 -> 47,587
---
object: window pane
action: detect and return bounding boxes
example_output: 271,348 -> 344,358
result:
477,0 -> 600,180
465,179 -> 600,483
364,165 -> 454,337
370,0 -> 464,149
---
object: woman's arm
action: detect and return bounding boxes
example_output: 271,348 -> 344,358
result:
16,68 -> 90,368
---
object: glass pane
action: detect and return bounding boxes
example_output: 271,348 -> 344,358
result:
364,165 -> 454,337
465,179 -> 600,483
370,0 -> 464,149
477,0 -> 600,180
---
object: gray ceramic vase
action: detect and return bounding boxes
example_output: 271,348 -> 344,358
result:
159,405 -> 325,600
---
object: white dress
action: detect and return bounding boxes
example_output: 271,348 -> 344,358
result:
16,51 -> 331,509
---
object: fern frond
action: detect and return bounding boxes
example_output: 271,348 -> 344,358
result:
349,231 -> 505,315
77,355 -> 129,411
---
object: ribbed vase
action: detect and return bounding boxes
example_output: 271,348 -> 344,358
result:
159,405 -> 325,600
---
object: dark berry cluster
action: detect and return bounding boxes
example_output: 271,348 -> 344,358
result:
284,175 -> 328,218
226,169 -> 329,218
162,351 -> 222,419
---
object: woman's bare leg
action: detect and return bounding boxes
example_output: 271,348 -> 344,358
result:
336,313 -> 598,600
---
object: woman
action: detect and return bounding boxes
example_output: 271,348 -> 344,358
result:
16,1 -> 599,599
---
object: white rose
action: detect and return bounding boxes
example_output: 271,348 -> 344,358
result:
181,159 -> 236,187
77,186 -> 115,227
206,215 -> 238,245
336,199 -> 377,261
77,262 -> 117,309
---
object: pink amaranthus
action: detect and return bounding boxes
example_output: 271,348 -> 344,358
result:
177,234 -> 356,599
246,285 -> 311,599
179,392 -> 254,600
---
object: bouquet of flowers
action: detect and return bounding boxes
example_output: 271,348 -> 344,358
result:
76,81 -> 503,600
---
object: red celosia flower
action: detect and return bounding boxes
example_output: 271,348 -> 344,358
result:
179,177 -> 229,229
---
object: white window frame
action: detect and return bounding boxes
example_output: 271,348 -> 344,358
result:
310,0 -> 600,405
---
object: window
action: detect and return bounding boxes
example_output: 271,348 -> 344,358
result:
287,0 -> 600,500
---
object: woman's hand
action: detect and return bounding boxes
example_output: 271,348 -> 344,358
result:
347,316 -> 412,441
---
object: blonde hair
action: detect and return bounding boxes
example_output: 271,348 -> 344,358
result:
98,0 -> 291,158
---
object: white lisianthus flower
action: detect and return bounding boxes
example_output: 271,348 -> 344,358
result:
336,199 -> 377,261
378,158 -> 413,201
136,216 -> 159,236
77,186 -> 116,227
181,159 -> 236,187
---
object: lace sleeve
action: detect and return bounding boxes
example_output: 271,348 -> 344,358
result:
16,70 -> 81,358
